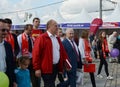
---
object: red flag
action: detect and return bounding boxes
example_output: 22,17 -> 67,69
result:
90,18 -> 103,35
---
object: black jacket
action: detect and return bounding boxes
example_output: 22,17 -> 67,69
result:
96,39 -> 104,58
113,38 -> 120,50
4,41 -> 16,87
12,33 -> 20,56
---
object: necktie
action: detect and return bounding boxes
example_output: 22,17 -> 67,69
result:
71,40 -> 79,61
28,35 -> 32,52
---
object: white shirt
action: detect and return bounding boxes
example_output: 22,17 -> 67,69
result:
108,34 -> 116,45
78,38 -> 85,59
47,31 -> 60,64
0,41 -> 7,72
17,33 -> 33,58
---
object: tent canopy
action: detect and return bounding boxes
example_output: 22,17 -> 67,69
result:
66,8 -> 92,23
104,4 -> 120,22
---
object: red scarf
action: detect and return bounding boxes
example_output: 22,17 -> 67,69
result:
22,33 -> 29,56
102,38 -> 109,58
5,33 -> 15,52
84,39 -> 92,62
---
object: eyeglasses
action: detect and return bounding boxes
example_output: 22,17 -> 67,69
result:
0,28 -> 9,32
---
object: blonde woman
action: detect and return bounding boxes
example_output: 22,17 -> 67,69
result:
78,30 -> 96,87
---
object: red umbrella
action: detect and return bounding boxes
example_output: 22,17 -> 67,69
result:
90,18 -> 103,35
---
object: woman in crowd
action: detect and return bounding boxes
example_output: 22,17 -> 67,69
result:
96,31 -> 113,80
78,30 -> 96,87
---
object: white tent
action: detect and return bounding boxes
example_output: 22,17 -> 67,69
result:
12,13 -> 24,25
67,8 -> 92,23
41,10 -> 66,24
2,13 -> 23,25
23,12 -> 40,24
104,4 -> 120,22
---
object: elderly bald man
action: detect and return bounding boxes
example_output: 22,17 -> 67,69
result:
62,28 -> 82,87
108,31 -> 117,62
32,19 -> 71,87
108,31 -> 117,51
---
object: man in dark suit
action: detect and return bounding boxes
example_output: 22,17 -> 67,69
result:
62,28 -> 82,87
0,19 -> 16,87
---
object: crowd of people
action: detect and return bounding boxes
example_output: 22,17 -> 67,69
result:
0,17 -> 119,87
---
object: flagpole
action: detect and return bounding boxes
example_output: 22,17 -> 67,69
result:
100,0 -> 102,19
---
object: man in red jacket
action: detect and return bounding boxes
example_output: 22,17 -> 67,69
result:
31,17 -> 43,87
32,19 -> 71,87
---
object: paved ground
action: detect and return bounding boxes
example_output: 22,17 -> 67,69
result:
41,58 -> 120,87
81,59 -> 120,87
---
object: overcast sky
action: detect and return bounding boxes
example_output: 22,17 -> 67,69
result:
0,0 -> 120,24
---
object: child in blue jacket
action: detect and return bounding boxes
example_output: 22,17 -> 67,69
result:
15,56 -> 31,87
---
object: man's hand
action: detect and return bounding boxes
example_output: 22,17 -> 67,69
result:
35,70 -> 41,77
58,72 -> 63,74
97,55 -> 100,59
83,58 -> 88,64
13,82 -> 17,87
66,67 -> 71,71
